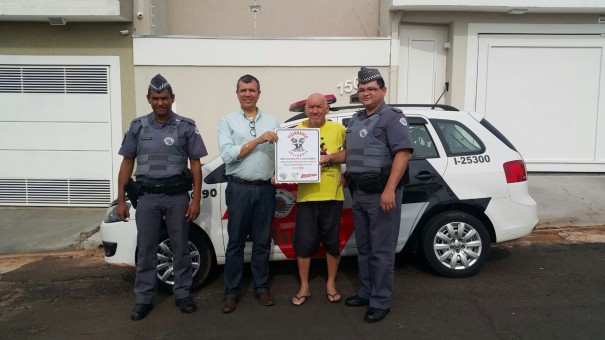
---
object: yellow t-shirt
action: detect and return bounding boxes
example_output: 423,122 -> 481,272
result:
296,120 -> 346,202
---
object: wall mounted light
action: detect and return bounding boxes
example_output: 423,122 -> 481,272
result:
48,17 -> 67,25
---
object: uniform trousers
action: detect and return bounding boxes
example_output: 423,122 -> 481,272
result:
351,187 -> 403,310
224,181 -> 276,297
134,192 -> 192,303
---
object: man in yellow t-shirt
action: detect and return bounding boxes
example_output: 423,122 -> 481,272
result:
291,93 -> 347,306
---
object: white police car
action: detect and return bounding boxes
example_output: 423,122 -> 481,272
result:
101,101 -> 538,292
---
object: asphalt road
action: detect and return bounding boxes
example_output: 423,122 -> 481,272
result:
1,241 -> 604,339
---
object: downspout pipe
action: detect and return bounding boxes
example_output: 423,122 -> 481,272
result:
389,11 -> 404,103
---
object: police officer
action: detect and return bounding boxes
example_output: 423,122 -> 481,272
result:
116,74 -> 208,321
344,68 -> 413,323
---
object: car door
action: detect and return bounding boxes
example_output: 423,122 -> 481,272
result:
400,115 -> 449,246
336,114 -> 449,252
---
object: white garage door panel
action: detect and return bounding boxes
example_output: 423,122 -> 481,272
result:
0,61 -> 118,206
0,122 -> 110,150
481,46 -> 600,161
1,150 -> 111,179
476,34 -> 605,169
3,94 -> 109,122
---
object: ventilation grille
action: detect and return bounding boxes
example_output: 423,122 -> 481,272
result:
0,179 -> 111,207
0,66 -> 108,94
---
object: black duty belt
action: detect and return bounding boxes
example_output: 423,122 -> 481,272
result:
140,181 -> 191,195
227,175 -> 271,186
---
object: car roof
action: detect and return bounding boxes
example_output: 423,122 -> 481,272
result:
285,104 -> 486,126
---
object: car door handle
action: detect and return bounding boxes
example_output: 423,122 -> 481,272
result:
415,172 -> 437,180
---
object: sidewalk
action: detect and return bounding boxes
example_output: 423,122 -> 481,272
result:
0,173 -> 603,255
528,173 -> 605,227
0,207 -> 106,254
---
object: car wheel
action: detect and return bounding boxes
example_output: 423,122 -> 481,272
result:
421,211 -> 490,278
156,225 -> 213,294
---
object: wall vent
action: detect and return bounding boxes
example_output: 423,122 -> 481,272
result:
0,179 -> 111,207
0,66 -> 108,94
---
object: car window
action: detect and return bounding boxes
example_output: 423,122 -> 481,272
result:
341,117 -> 438,158
409,123 -> 439,159
431,119 -> 485,156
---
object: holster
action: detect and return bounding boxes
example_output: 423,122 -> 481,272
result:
124,178 -> 143,209
182,168 -> 193,183
381,166 -> 409,189
345,174 -> 357,195
347,173 -> 384,194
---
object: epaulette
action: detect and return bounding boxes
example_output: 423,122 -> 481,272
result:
129,115 -> 147,129
391,106 -> 403,114
179,117 -> 196,126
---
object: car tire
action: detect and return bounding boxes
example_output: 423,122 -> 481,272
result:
421,211 -> 490,278
156,225 -> 213,294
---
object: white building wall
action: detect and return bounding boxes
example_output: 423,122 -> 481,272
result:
133,37 -> 391,158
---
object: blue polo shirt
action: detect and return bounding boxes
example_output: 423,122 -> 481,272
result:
218,108 -> 280,181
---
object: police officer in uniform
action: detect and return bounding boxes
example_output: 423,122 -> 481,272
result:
344,68 -> 413,323
116,74 -> 208,321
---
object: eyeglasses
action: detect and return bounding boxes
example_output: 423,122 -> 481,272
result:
249,120 -> 256,137
357,87 -> 381,95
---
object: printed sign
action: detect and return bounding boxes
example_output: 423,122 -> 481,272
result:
275,128 -> 320,183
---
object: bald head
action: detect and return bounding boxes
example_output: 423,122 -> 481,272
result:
304,93 -> 329,128
307,93 -> 327,106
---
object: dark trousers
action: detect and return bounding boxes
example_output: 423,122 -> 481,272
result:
351,187 -> 403,310
134,192 -> 192,303
224,181 -> 276,297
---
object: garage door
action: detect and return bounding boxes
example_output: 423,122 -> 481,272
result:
0,65 -> 113,206
475,34 -> 605,172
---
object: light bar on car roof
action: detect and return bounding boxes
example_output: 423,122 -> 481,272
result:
288,94 -> 337,113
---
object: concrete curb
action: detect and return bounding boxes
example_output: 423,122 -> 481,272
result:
80,226 -> 102,250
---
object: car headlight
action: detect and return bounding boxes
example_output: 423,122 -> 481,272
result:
103,201 -> 131,223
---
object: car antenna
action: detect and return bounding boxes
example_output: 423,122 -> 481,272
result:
432,82 -> 449,109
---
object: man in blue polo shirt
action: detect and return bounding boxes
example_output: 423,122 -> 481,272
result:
217,74 -> 280,313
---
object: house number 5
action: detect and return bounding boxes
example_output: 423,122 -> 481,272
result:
336,78 -> 358,95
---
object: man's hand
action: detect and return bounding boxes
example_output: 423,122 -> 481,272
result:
185,199 -> 201,222
116,201 -> 130,221
339,174 -> 347,188
379,149 -> 410,212
259,131 -> 278,143
319,154 -> 332,167
380,190 -> 396,212
116,157 -> 135,221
